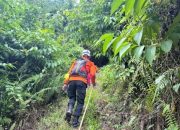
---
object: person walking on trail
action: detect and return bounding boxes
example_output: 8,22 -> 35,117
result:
62,49 -> 97,128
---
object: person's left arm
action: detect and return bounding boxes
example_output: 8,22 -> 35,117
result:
89,62 -> 97,87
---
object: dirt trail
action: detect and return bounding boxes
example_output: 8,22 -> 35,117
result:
18,86 -> 106,130
36,88 -> 95,130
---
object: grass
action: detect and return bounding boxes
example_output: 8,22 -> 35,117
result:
83,87 -> 102,130
37,86 -> 103,130
37,97 -> 72,130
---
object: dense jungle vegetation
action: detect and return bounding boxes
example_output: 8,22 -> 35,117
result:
0,0 -> 180,130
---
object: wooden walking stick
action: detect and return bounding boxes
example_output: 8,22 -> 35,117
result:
78,87 -> 93,130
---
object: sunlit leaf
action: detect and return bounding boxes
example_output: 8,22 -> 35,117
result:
102,34 -> 114,54
96,33 -> 114,45
111,0 -> 124,15
103,37 -> 117,54
119,43 -> 131,59
112,35 -> 123,52
134,28 -> 143,45
134,0 -> 146,16
114,37 -> 126,55
125,0 -> 135,16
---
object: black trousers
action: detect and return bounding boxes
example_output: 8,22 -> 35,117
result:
67,80 -> 87,117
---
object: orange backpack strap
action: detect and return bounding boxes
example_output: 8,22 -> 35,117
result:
67,60 -> 76,74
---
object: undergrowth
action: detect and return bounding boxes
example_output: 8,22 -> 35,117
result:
37,97 -> 71,130
97,61 -> 180,130
84,87 -> 102,130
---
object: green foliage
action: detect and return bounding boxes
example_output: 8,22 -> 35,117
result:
0,0 -> 180,129
0,0 -> 112,128
97,33 -> 114,54
160,40 -> 173,53
96,1 -> 180,128
111,0 -> 124,15
145,46 -> 156,64
134,28 -> 143,46
145,84 -> 156,112
163,103 -> 179,130
98,64 -> 117,91
133,45 -> 144,61
166,12 -> 180,45
62,0 -> 112,47
84,88 -> 101,130
98,56 -> 180,129
125,0 -> 135,16
97,0 -> 179,65
37,97 -> 72,130
173,83 -> 180,93
153,67 -> 180,103
0,0 -> 83,127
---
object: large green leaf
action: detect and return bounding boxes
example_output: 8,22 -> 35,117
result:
96,33 -> 114,45
134,0 -> 146,16
145,46 -> 156,65
119,43 -> 131,59
102,35 -> 115,54
112,35 -> 122,52
114,37 -> 126,55
134,28 -> 143,45
160,40 -> 173,53
134,45 -> 144,61
125,0 -> 135,16
111,0 -> 124,15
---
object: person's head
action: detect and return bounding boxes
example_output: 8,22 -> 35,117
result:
82,49 -> 91,59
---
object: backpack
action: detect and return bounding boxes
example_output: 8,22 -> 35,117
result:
70,59 -> 88,78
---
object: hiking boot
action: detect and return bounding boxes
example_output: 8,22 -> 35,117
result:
64,104 -> 73,123
72,116 -> 80,128
64,112 -> 71,123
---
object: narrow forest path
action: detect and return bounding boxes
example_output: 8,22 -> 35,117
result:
36,96 -> 71,130
36,86 -> 105,130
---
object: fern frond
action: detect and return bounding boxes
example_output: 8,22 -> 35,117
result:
144,70 -> 154,86
155,75 -> 170,90
145,84 -> 157,112
20,74 -> 42,84
163,103 -> 179,129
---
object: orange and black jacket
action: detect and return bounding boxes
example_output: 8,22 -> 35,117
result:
64,57 -> 97,85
